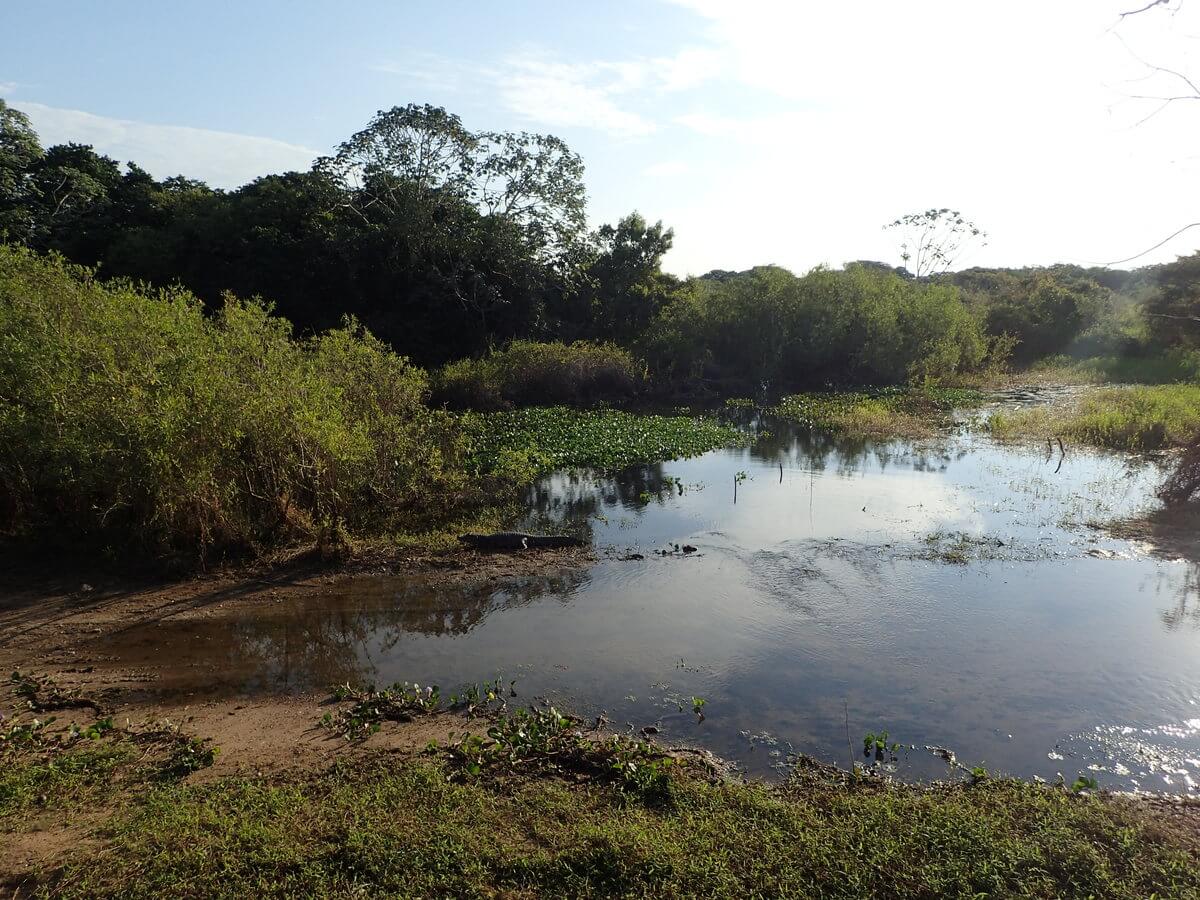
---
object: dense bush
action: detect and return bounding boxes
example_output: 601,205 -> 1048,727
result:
431,340 -> 643,410
1148,252 -> 1200,350
949,267 -> 1116,363
0,245 -> 473,561
642,265 -> 986,388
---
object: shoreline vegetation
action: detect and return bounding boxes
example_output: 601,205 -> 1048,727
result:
2,245 -> 1198,569
987,384 -> 1200,454
4,97 -> 1200,896
3,685 -> 1199,898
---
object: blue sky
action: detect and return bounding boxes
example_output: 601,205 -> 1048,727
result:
5,1 -> 1200,274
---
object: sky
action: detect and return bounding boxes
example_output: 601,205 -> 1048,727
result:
4,0 -> 1200,276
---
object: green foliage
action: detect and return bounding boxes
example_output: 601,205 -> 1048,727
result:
161,736 -> 219,780
0,711 -> 218,825
862,730 -> 902,763
643,266 -> 986,388
26,758 -> 1200,898
568,212 -> 683,342
323,681 -> 446,741
988,385 -> 1200,452
772,387 -> 984,439
462,406 -> 744,475
432,340 -> 644,410
0,98 -> 44,242
1148,252 -> 1200,350
447,706 -> 675,801
0,245 -> 473,561
1027,350 -> 1200,385
952,267 -> 1116,363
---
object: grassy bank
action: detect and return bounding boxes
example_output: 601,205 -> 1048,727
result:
768,387 -> 984,440
4,718 -> 1197,898
988,384 -> 1200,452
1025,352 -> 1200,386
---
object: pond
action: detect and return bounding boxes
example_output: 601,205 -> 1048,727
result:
98,401 -> 1200,793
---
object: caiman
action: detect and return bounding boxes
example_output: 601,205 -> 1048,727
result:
457,532 -> 584,551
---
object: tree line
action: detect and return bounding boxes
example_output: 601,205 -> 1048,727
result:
2,97 -> 1198,388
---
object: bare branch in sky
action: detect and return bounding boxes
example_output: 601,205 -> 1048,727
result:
1119,0 -> 1173,19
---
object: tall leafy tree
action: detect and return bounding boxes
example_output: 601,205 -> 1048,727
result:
0,99 -> 44,242
578,212 -> 678,342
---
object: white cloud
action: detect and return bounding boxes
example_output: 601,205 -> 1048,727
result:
375,43 -> 727,139
494,54 -> 657,137
0,81 -> 18,96
13,102 -> 319,188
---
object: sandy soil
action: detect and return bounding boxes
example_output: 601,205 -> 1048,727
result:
0,545 -> 594,773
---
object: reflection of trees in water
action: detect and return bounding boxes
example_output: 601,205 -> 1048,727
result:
517,463 -> 671,530
514,420 -> 966,531
1106,501 -> 1200,631
749,420 -> 955,477
1160,564 -> 1200,631
218,571 -> 589,689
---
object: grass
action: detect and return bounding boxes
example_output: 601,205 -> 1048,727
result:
5,746 -> 1195,898
1025,352 -> 1200,386
988,384 -> 1200,452
770,387 -> 984,440
3,700 -> 1197,897
462,406 -> 746,476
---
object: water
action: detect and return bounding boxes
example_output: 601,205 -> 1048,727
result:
96,408 -> 1200,793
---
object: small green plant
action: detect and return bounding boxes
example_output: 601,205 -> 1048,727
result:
9,670 -> 98,713
446,705 -> 676,801
0,712 -> 54,753
69,717 -> 115,741
691,697 -> 707,722
862,730 -> 902,763
163,736 -> 219,778
447,678 -> 509,717
324,678 -> 512,741
323,681 -> 444,742
1071,774 -> 1100,793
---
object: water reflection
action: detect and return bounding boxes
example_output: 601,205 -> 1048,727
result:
93,419 -> 1200,793
99,572 -> 588,693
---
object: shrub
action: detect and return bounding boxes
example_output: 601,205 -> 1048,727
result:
431,340 -> 643,410
0,245 -> 472,562
641,266 -> 986,390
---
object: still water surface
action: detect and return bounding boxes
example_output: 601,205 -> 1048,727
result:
100,409 -> 1200,792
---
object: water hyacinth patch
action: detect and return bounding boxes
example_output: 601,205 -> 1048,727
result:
461,407 -> 745,476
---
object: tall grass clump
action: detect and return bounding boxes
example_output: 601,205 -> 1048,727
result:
1026,350 -> 1200,385
0,246 -> 474,562
432,340 -> 644,410
988,384 -> 1200,453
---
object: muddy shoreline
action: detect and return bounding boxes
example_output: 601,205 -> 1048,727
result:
0,544 -> 595,770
